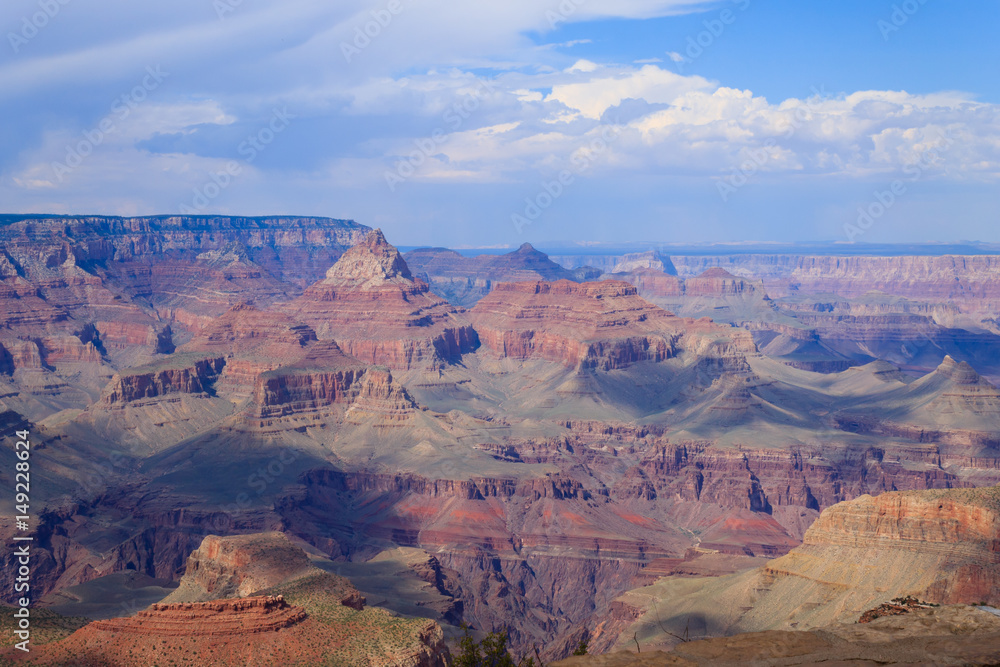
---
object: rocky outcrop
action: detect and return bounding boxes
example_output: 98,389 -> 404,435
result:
470,280 -> 683,370
101,357 -> 226,404
602,484 -> 1000,656
98,595 -> 307,635
286,230 -> 478,370
611,251 -> 678,275
163,533 -> 316,603
788,486 -> 1000,606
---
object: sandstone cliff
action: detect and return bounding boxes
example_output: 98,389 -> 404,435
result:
469,280 -> 683,370
603,484 -> 1000,654
286,229 -> 478,370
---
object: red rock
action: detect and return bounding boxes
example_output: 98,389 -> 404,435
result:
469,279 -> 685,370
285,229 -> 478,370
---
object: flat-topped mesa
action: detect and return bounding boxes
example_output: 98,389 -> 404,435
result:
611,250 -> 678,275
685,267 -> 760,296
100,356 -> 227,405
614,267 -> 762,301
251,364 -> 417,425
164,533 -> 319,603
469,279 -> 683,370
285,229 -> 478,370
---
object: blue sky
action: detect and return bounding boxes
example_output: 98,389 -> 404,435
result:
1,0 -> 998,247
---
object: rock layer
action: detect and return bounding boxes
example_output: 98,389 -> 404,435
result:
469,280 -> 684,370
286,230 -> 478,370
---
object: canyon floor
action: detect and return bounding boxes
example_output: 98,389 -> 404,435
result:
3,215 -> 1000,663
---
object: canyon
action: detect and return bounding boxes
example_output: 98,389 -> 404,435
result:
2,215 -> 1000,663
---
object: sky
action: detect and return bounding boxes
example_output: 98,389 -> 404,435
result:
1,0 -> 998,247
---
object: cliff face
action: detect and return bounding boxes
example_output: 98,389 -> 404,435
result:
163,533 -> 316,603
0,214 -> 367,283
0,216 -> 369,421
670,254 -> 1000,309
792,487 -> 1000,605
101,357 -> 227,404
602,484 -> 1000,656
470,280 -> 684,370
286,230 -> 479,370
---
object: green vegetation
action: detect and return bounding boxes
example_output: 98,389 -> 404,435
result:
452,624 -> 544,667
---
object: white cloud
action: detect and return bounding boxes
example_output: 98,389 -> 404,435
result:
547,64 -> 713,119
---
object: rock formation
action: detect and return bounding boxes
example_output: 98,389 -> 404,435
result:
7,223 -> 1000,662
469,280 -> 684,370
286,230 -> 478,370
596,484 -> 1000,655
163,533 -> 317,603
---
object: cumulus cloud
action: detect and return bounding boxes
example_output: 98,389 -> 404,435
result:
1,0 -> 998,242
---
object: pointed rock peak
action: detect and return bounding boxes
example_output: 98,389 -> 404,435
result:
506,242 -> 555,264
936,355 -> 983,384
324,228 -> 413,285
698,267 -> 741,280
364,228 -> 390,247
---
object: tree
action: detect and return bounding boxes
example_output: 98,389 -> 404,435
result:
452,625 -> 538,667
572,640 -> 588,656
